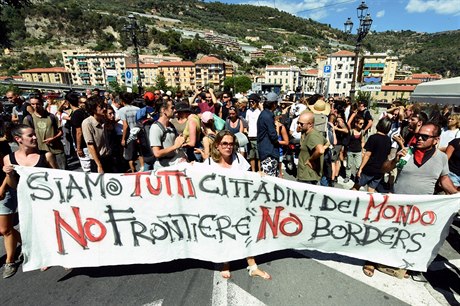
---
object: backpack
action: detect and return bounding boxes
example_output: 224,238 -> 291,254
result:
314,114 -> 328,137
139,120 -> 177,164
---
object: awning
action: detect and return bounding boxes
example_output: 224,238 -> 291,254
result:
410,77 -> 460,105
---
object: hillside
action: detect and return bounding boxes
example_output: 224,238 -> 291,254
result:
0,0 -> 459,77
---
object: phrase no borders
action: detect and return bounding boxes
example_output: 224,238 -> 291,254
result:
16,165 -> 460,272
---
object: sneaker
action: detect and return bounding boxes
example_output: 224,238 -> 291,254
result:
343,177 -> 350,183
3,263 -> 18,279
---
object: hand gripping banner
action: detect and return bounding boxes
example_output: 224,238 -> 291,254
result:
16,165 -> 460,272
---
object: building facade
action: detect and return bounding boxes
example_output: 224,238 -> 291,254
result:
195,56 -> 228,89
62,50 -> 126,87
326,50 -> 357,98
157,61 -> 195,90
264,65 -> 301,92
19,67 -> 71,84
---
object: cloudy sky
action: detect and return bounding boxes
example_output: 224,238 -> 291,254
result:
205,0 -> 460,33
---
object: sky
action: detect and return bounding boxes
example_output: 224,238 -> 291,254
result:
205,0 -> 460,33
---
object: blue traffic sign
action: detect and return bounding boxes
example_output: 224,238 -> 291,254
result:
125,70 -> 133,87
324,65 -> 331,73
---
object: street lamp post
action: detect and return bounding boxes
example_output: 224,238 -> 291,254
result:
344,1 -> 373,102
123,14 -> 147,94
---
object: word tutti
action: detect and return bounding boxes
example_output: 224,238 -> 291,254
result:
364,194 -> 437,226
126,170 -> 195,198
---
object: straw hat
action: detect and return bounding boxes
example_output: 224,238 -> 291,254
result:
308,99 -> 331,115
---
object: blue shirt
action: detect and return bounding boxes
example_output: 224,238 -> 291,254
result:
257,109 -> 279,160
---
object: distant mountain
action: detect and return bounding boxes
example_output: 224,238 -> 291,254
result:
0,0 -> 458,77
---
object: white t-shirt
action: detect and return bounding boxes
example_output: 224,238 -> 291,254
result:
289,117 -> 301,140
204,153 -> 250,171
439,128 -> 460,148
245,108 -> 261,138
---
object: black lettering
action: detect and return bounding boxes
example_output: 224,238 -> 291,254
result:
27,172 -> 53,201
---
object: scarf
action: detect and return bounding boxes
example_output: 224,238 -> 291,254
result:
413,146 -> 436,167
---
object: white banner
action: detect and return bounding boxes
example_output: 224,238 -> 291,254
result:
16,165 -> 460,272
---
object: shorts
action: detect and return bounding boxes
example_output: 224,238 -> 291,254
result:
0,189 -> 17,215
124,139 -> 140,161
331,145 -> 342,162
247,139 -> 259,160
358,172 -> 383,189
448,172 -> 460,187
261,157 -> 279,177
77,147 -> 91,172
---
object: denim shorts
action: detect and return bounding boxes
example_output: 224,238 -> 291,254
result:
358,172 -> 383,189
448,172 -> 460,187
0,189 -> 18,215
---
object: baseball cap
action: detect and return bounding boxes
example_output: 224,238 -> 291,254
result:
143,91 -> 154,101
201,111 -> 214,123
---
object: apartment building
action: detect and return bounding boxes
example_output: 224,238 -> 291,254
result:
362,53 -> 398,85
19,67 -> 71,84
374,79 -> 422,102
157,61 -> 195,90
264,65 -> 301,92
195,56 -> 228,89
62,50 -> 126,87
326,50 -> 357,97
125,63 -> 158,88
300,69 -> 318,94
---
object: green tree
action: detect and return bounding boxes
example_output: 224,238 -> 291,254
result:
155,75 -> 169,92
109,80 -> 126,94
223,75 -> 252,93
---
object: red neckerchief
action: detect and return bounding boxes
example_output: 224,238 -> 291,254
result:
408,135 -> 417,147
413,146 -> 436,167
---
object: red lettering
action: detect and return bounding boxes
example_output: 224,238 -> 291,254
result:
364,195 -> 436,226
157,170 -> 186,196
146,176 -> 162,195
54,207 -> 88,254
257,206 -> 283,241
257,206 -> 303,241
279,214 -> 303,237
84,218 -> 107,242
54,207 -> 107,254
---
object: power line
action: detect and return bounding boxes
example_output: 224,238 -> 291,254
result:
297,0 -> 356,14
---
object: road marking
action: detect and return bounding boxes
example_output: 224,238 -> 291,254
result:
142,299 -> 163,306
211,271 -> 266,306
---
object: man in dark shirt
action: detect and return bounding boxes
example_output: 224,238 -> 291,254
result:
68,93 -> 91,172
6,90 -> 32,124
257,92 -> 280,177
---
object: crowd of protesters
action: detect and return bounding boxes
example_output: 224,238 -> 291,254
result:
0,87 -> 458,280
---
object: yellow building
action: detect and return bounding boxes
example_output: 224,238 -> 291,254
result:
20,67 -> 71,84
374,79 -> 422,102
126,63 -> 158,88
157,61 -> 196,90
195,56 -> 228,89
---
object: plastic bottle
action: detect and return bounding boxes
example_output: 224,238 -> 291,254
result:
396,147 -> 413,170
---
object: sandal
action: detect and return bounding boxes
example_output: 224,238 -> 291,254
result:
363,264 -> 375,277
247,264 -> 271,280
